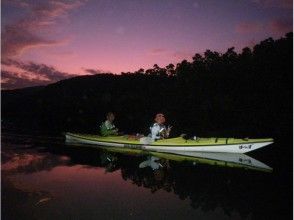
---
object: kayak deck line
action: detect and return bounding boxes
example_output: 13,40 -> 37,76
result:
66,133 -> 142,145
65,132 -> 274,153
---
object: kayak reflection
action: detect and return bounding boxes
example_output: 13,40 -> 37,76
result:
93,145 -> 273,173
151,151 -> 272,172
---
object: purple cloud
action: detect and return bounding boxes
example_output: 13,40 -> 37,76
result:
1,70 -> 49,90
1,0 -> 84,60
2,0 -> 30,8
84,69 -> 103,75
235,22 -> 262,34
268,19 -> 293,35
148,49 -> 193,62
1,59 -> 78,89
172,51 -> 194,61
252,0 -> 292,9
149,48 -> 168,55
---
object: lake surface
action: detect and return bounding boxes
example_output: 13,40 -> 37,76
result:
1,132 -> 292,220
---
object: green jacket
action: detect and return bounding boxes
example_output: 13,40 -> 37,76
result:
100,120 -> 117,136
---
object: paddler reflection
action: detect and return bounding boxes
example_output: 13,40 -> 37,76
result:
99,151 -> 118,172
139,156 -> 171,193
139,155 -> 171,170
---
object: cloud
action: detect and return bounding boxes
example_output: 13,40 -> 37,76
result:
268,19 -> 293,35
2,0 -> 30,8
252,0 -> 292,9
235,18 -> 292,36
83,67 -> 112,75
1,70 -> 49,90
172,51 -> 194,61
83,68 -> 104,75
147,48 -> 193,64
149,48 -> 168,55
1,59 -> 78,89
115,26 -> 126,35
45,50 -> 78,60
192,2 -> 199,8
2,27 -> 59,58
245,39 -> 258,48
1,0 -> 85,60
235,22 -> 262,34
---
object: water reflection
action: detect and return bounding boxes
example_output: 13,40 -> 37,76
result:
3,177 -> 54,220
2,151 -> 70,174
2,134 -> 276,220
95,146 -> 274,219
72,145 -> 274,219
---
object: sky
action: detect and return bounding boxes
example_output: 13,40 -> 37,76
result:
1,0 -> 293,89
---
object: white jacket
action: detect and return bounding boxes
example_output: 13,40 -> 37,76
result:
150,123 -> 166,140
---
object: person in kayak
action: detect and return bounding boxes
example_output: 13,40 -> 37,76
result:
150,113 -> 172,140
100,112 -> 119,136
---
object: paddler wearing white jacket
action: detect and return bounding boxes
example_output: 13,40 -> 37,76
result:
150,113 -> 172,141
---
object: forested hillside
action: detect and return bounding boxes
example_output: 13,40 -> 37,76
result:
2,33 -> 292,138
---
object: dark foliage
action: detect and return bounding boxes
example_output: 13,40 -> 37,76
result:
2,33 -> 292,139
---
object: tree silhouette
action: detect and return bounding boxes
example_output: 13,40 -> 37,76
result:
1,32 -> 292,139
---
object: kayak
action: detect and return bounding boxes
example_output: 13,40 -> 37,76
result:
65,132 -> 273,153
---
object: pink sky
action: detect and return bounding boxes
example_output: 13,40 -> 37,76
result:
1,0 -> 292,89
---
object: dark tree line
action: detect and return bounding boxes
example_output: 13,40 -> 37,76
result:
2,33 -> 292,140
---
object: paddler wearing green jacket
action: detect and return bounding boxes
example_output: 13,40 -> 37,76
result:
100,112 -> 119,136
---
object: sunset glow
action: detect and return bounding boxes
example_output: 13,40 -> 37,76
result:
1,0 -> 292,89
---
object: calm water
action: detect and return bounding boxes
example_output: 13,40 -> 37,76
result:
1,133 -> 292,220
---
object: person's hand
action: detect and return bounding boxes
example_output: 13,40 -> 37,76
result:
165,126 -> 172,137
113,128 -> 119,134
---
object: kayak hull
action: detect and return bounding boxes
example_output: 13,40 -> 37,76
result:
65,133 -> 273,153
143,141 -> 272,153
